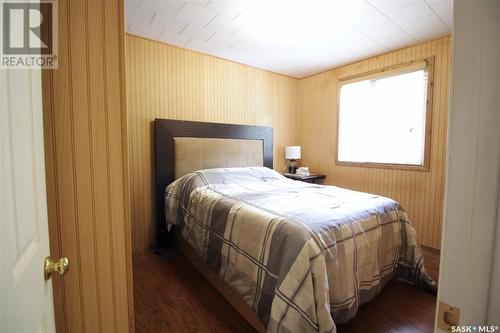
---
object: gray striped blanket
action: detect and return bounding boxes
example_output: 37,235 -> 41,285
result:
164,167 -> 436,333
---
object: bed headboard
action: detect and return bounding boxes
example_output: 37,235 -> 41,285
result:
154,119 -> 273,247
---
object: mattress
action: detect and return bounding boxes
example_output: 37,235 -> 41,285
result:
164,167 -> 436,333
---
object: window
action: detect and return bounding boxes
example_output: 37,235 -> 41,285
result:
337,58 -> 433,170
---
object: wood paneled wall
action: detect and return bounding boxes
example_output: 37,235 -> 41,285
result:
126,34 -> 450,251
125,34 -> 299,250
42,0 -> 133,332
298,37 -> 451,249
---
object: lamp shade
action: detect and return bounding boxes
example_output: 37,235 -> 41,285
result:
285,146 -> 301,160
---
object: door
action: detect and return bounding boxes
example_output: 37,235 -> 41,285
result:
0,67 -> 58,331
436,0 -> 500,330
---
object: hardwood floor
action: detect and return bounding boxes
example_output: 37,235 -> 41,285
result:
133,249 -> 255,333
133,248 -> 439,333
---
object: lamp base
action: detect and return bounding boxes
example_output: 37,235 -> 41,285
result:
288,160 -> 298,174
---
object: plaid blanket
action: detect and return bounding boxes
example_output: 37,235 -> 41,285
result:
164,167 -> 436,333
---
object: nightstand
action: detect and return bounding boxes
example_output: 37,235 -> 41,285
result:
283,173 -> 326,184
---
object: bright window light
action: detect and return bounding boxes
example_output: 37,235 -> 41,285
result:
338,64 -> 430,167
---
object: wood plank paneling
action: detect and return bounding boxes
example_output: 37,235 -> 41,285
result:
298,37 -> 451,249
125,34 -> 299,250
42,0 -> 133,332
127,35 -> 449,251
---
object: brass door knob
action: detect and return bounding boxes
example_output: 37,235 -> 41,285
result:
44,257 -> 69,280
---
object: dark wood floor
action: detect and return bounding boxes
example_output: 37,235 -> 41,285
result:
133,248 -> 439,333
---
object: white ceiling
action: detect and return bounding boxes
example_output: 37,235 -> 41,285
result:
125,0 -> 452,78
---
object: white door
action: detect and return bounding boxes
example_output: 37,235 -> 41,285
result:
436,0 -> 500,330
0,66 -> 57,331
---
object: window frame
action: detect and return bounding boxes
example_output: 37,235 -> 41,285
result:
335,56 -> 435,172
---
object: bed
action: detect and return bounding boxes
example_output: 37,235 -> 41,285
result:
154,119 -> 436,333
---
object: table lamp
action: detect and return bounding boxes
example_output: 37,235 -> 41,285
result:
285,146 -> 301,174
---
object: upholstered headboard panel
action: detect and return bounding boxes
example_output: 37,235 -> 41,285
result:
154,119 -> 273,247
174,137 -> 263,179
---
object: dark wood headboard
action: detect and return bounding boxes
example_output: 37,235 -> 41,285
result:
154,119 -> 273,248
